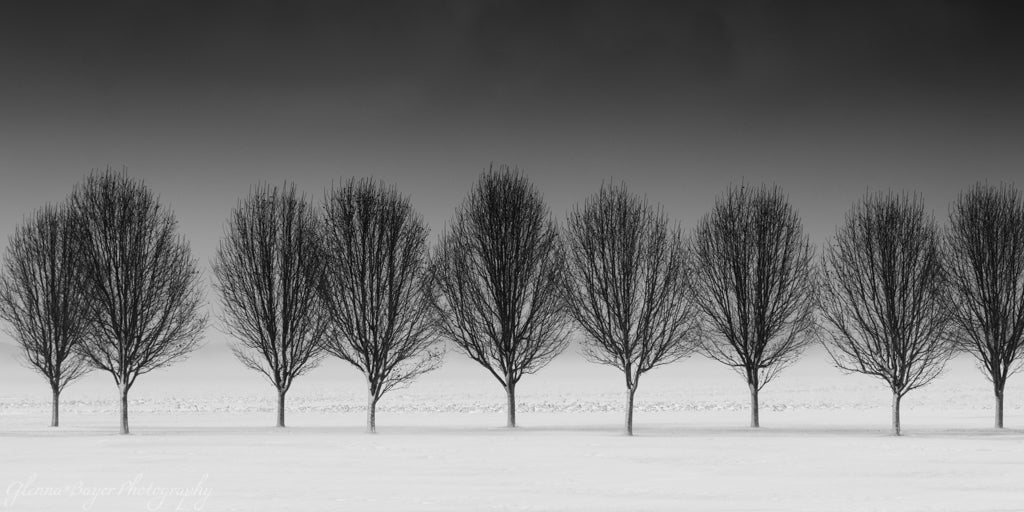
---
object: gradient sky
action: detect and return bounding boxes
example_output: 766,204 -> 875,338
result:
1,1 -> 1023,397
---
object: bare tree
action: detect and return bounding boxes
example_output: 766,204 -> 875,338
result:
319,178 -> 442,433
691,184 -> 816,428
0,205 -> 92,427
563,183 -> 699,436
213,182 -> 328,428
430,165 -> 570,428
70,169 -> 206,435
820,191 -> 955,436
946,183 -> 1024,428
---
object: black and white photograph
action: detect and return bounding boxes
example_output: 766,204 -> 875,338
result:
1,1 -> 1023,510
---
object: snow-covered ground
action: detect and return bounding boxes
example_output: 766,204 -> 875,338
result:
2,344 -> 1024,511
2,410 -> 1024,511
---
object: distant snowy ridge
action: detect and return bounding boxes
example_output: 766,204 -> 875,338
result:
0,385 -> 1016,416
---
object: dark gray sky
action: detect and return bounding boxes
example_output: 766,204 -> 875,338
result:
1,1 -> 1023,377
2,0 -> 1023,237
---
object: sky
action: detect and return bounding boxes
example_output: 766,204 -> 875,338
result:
1,1 -> 1023,399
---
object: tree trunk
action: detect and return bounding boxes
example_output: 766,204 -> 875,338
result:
277,388 -> 287,428
119,384 -> 130,435
366,387 -> 377,434
625,385 -> 637,436
749,382 -> 760,428
995,387 -> 1004,429
891,392 -> 902,436
505,382 -> 516,428
50,386 -> 60,428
